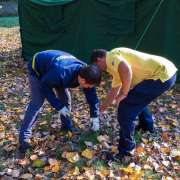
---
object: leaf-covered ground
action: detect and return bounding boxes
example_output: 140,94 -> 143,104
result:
0,17 -> 180,180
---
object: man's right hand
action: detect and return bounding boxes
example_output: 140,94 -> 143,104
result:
58,106 -> 70,117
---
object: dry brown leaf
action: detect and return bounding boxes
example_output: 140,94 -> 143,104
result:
49,158 -> 59,166
19,158 -> 30,166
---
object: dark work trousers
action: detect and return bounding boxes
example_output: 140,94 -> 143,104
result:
19,70 -> 71,142
117,74 -> 177,155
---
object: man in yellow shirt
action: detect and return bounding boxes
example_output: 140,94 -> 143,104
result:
91,47 -> 177,162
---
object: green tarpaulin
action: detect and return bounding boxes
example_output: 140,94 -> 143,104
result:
18,0 -> 180,81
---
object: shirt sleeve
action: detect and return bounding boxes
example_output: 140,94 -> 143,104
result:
83,87 -> 99,117
39,68 -> 64,111
107,53 -> 123,88
112,76 -> 122,87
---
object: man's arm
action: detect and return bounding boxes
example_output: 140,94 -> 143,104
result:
99,86 -> 121,114
116,60 -> 132,107
83,87 -> 99,117
39,69 -> 64,111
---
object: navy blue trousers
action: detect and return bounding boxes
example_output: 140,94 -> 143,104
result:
117,74 -> 177,155
19,70 -> 72,142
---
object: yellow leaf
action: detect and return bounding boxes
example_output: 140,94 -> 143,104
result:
166,117 -> 179,126
66,152 -> 79,163
0,125 -> 5,131
83,167 -> 93,171
21,173 -> 32,179
82,149 -> 92,159
73,166 -> 80,175
78,124 -> 84,128
125,166 -> 133,173
110,147 -> 116,153
97,135 -> 106,142
162,125 -> 170,130
6,107 -> 11,112
16,109 -> 22,113
142,137 -> 148,143
129,170 -> 144,180
157,120 -> 164,125
161,148 -> 170,154
52,165 -> 60,172
68,131 -> 72,137
98,170 -> 110,178
40,121 -> 48,125
1,117 -> 7,122
21,99 -> 26,103
47,108 -> 51,111
32,159 -> 44,167
44,166 -> 52,171
58,132 -> 64,136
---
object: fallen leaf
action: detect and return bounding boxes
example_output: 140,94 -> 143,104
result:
32,159 -> 44,167
21,173 -> 33,179
52,165 -> 60,172
66,152 -> 79,163
82,149 -> 92,159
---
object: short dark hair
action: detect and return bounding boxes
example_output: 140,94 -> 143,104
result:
79,65 -> 101,86
91,49 -> 108,63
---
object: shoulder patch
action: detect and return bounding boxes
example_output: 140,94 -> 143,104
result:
112,61 -> 114,66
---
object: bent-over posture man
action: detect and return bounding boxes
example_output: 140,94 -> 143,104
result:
19,50 -> 101,153
91,47 -> 177,161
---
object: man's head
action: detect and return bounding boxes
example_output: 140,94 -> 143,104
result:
91,49 -> 108,71
78,65 -> 101,88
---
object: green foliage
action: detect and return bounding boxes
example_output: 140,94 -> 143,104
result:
74,131 -> 100,151
139,155 -> 147,163
0,16 -> 19,27
54,146 -> 63,160
0,67 -> 5,75
0,104 -> 5,110
91,159 -> 107,171
133,131 -> 142,143
111,162 -> 127,171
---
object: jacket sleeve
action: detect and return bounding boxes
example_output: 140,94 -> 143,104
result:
83,87 -> 99,117
39,68 -> 64,111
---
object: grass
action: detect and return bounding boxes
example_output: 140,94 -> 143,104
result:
91,159 -> 108,171
74,131 -> 101,151
0,16 -> 19,28
133,131 -> 142,143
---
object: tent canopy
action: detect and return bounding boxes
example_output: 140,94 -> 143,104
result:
18,0 -> 180,81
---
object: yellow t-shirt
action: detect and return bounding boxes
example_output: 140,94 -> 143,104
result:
106,47 -> 177,87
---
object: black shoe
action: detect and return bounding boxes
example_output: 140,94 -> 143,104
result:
106,152 -> 131,162
60,127 -> 79,133
135,125 -> 154,133
19,141 -> 31,153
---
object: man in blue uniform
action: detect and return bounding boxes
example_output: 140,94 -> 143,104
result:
19,50 -> 101,153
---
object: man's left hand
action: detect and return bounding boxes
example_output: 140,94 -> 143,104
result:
91,117 -> 99,131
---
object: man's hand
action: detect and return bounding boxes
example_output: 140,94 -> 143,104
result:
91,117 -> 99,131
116,93 -> 127,107
59,106 -> 70,117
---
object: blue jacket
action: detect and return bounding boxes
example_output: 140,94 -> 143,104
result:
28,50 -> 99,117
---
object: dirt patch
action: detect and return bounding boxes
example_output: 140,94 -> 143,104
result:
0,2 -> 18,17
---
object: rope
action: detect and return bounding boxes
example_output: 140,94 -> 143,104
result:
135,0 -> 164,50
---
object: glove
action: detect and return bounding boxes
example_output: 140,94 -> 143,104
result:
91,117 -> 99,131
58,106 -> 70,117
